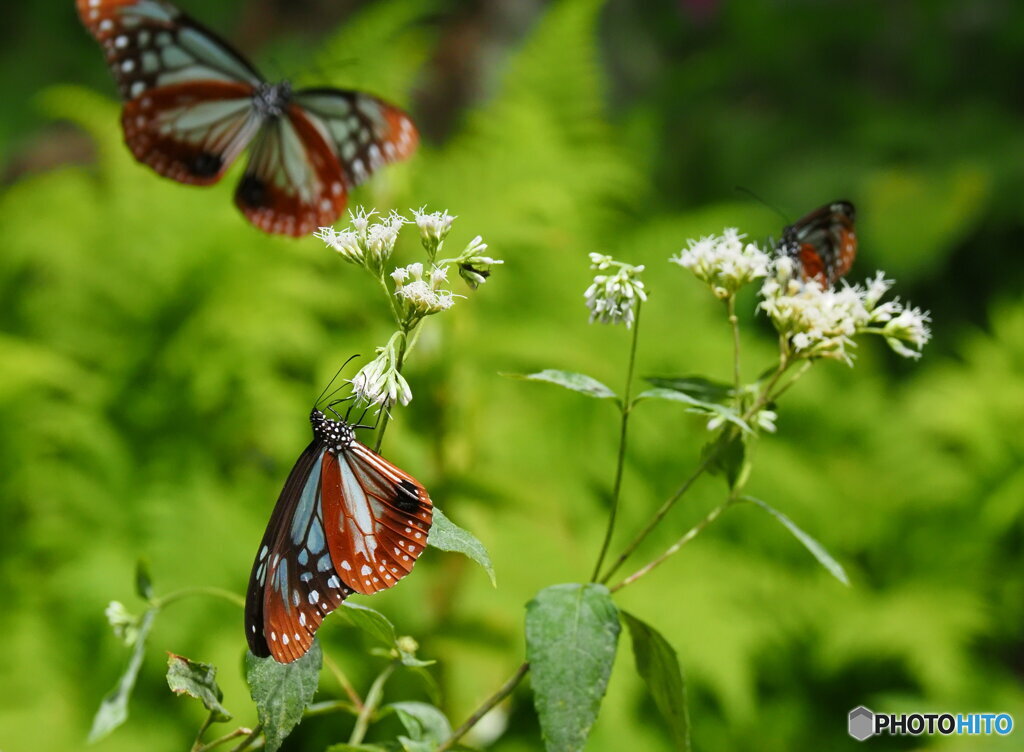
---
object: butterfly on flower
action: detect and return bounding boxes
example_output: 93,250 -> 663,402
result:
777,200 -> 857,286
245,389 -> 433,663
77,0 -> 419,236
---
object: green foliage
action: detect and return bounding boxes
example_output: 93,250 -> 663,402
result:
88,609 -> 157,744
245,641 -> 322,752
165,653 -> 232,722
525,584 -> 620,751
510,370 -> 618,400
621,612 -> 690,752
388,701 -> 452,750
427,507 -> 496,587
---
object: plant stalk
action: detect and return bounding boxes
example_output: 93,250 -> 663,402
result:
348,661 -> 398,745
437,662 -> 530,752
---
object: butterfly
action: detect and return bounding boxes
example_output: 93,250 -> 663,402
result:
77,0 -> 419,237
245,406 -> 433,663
777,200 -> 857,286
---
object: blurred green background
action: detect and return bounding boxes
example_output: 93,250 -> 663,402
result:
2,0 -> 1023,749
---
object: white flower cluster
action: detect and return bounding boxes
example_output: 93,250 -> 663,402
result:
105,600 -> 139,646
392,262 -> 459,317
413,207 -> 456,258
670,228 -> 771,299
456,235 -> 502,289
759,259 -> 931,364
315,208 -> 405,275
584,253 -> 647,328
351,333 -> 413,409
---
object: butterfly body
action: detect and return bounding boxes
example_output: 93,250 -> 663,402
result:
778,200 -> 857,286
78,0 -> 418,236
245,409 -> 432,663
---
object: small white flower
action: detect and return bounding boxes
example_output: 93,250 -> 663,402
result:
584,254 -> 647,327
315,226 -> 364,266
393,262 -> 460,317
105,601 -> 139,646
350,337 -> 413,409
756,409 -> 778,433
413,208 -> 456,256
671,229 -> 771,299
457,236 -> 502,288
758,259 -> 931,363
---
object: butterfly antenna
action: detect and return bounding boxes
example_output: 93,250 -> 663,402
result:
315,354 -> 361,408
735,186 -> 791,224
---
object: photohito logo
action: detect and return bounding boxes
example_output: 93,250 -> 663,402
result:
848,706 -> 1014,741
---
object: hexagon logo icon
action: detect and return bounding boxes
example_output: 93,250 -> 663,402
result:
848,706 -> 875,741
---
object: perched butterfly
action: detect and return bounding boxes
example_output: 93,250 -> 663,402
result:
77,0 -> 419,236
245,407 -> 432,662
777,200 -> 857,286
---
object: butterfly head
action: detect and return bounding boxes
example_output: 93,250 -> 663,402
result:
310,409 -> 355,451
254,81 -> 293,118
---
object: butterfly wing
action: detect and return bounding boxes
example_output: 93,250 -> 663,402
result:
780,200 -> 857,285
245,441 -> 352,663
293,89 -> 419,189
233,106 -> 349,236
321,442 -> 432,596
78,0 -> 263,185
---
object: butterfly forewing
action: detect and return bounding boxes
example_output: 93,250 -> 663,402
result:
294,90 -> 419,189
246,413 -> 432,663
321,443 -> 432,596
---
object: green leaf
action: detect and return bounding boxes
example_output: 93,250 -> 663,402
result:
325,745 -> 393,752
88,607 -> 157,743
507,369 -> 617,400
703,431 -> 748,490
166,653 -> 232,722
335,602 -> 398,648
428,507 -> 496,586
134,559 -> 153,601
389,701 -> 452,747
636,388 -> 751,433
525,583 -> 620,752
742,496 -> 850,585
245,639 -> 322,752
621,612 -> 690,751
645,376 -> 733,403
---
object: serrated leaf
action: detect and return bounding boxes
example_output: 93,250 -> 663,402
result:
166,653 -> 232,722
621,612 -> 690,751
525,583 -> 620,752
507,370 -> 617,400
743,496 -> 850,585
245,639 -> 322,752
702,431 -> 748,490
134,559 -> 153,601
645,376 -> 733,403
88,608 -> 157,743
390,701 -> 452,745
428,507 -> 496,586
636,388 -> 751,433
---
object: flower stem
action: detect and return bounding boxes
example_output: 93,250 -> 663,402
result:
348,660 -> 398,745
195,726 -> 252,752
323,652 -> 363,711
227,724 -> 262,752
152,586 -> 245,610
727,295 -> 741,396
591,303 -> 642,582
610,495 -> 738,592
437,662 -> 530,752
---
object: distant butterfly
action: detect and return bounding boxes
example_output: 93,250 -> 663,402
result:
245,404 -> 432,663
777,200 -> 857,286
77,0 -> 419,236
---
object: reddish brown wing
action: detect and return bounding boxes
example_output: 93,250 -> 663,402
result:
293,89 -> 419,189
780,200 -> 857,286
233,105 -> 349,237
245,443 -> 352,663
79,0 -> 264,185
321,443 -> 432,596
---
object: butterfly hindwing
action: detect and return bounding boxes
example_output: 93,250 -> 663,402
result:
245,441 -> 352,663
780,200 -> 857,286
233,106 -> 349,236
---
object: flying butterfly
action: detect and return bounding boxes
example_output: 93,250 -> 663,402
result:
245,395 -> 433,663
777,200 -> 857,286
77,0 -> 419,236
